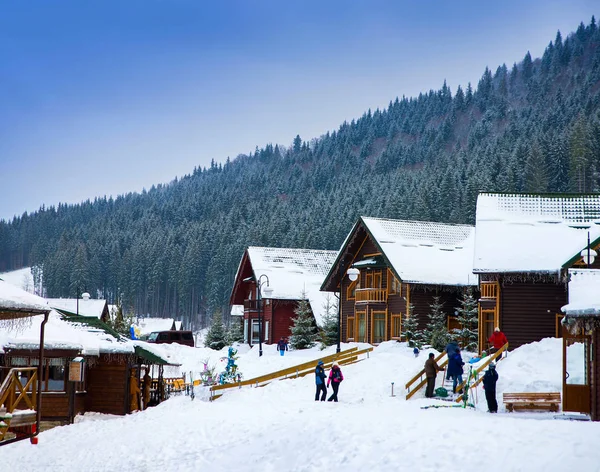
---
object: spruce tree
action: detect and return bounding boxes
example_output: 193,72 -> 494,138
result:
402,304 -> 421,349
290,293 -> 317,350
204,310 -> 227,350
319,295 -> 338,349
226,317 -> 244,345
453,287 -> 479,351
424,296 -> 450,351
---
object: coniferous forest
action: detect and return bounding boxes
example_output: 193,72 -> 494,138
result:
2,19 -> 600,328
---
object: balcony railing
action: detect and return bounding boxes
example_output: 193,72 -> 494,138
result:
355,288 -> 388,303
480,283 -> 498,299
244,299 -> 261,312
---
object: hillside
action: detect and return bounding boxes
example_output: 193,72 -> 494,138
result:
1,19 -> 600,326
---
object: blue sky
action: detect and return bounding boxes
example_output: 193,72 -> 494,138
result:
0,1 -> 598,220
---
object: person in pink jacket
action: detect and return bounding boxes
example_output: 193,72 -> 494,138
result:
327,362 -> 344,402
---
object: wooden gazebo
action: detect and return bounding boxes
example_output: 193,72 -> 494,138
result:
0,281 -> 51,445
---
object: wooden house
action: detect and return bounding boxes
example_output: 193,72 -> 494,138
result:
561,269 -> 600,421
47,293 -> 110,323
1,308 -> 171,423
230,247 -> 338,346
321,217 -> 477,345
0,280 -> 51,444
473,193 -> 600,352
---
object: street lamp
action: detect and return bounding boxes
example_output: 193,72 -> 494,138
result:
336,257 -> 360,353
256,274 -> 273,357
581,231 -> 597,267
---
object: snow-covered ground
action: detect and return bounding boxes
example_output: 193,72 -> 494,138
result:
3,338 -> 600,471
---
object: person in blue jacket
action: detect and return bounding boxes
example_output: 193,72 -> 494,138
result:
277,337 -> 288,356
447,348 -> 465,394
314,360 -> 327,401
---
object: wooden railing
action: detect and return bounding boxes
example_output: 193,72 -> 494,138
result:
244,299 -> 260,311
405,352 -> 448,400
454,343 -> 509,403
355,288 -> 388,303
210,347 -> 373,400
0,367 -> 38,443
480,283 -> 498,299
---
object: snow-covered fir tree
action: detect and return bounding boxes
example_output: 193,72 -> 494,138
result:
424,296 -> 450,351
204,310 -> 227,350
453,287 -> 478,351
290,292 -> 317,350
402,304 -> 422,348
226,316 -> 244,345
319,295 -> 338,348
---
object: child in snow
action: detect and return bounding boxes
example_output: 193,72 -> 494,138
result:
315,360 -> 327,401
482,362 -> 499,413
277,337 -> 288,356
327,362 -> 344,402
413,347 -> 419,357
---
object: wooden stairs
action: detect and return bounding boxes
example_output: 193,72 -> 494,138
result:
0,367 -> 39,445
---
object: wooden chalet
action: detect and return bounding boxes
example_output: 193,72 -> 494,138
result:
473,193 -> 600,352
321,217 -> 477,345
561,269 -> 600,421
230,247 -> 337,346
47,293 -> 110,323
1,308 -> 172,424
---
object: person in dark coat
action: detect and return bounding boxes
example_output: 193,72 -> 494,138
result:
276,337 -> 288,356
424,353 -> 443,398
327,362 -> 344,402
315,360 -> 327,401
482,362 -> 499,413
444,341 -> 459,381
447,348 -> 465,394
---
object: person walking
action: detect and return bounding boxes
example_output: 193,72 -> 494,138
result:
482,362 -> 499,413
488,328 -> 508,359
447,348 -> 465,394
444,340 -> 460,381
277,337 -> 288,356
315,360 -> 327,401
424,353 -> 443,398
327,362 -> 344,402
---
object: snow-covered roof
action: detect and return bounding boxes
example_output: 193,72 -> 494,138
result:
47,297 -> 108,318
0,310 -> 133,355
474,193 -> 600,273
0,279 -> 51,314
360,217 -> 477,286
134,317 -> 175,336
562,269 -> 600,316
246,247 -> 338,326
231,305 -> 244,317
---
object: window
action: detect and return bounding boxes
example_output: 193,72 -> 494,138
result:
265,321 -> 269,342
148,332 -> 159,342
347,279 -> 359,300
158,333 -> 169,341
388,269 -> 401,295
182,332 -> 193,341
391,314 -> 402,339
244,319 -> 249,343
347,316 -> 355,341
372,311 -> 386,344
251,321 -> 260,344
170,332 -> 182,341
357,312 -> 366,343
10,357 -> 67,392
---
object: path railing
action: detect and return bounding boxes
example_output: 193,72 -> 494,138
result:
0,367 -> 39,445
454,343 -> 509,403
210,346 -> 373,400
405,352 -> 448,400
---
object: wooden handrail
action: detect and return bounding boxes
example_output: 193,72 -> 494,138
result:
355,288 -> 388,303
210,347 -> 373,396
405,352 -> 448,400
454,343 -> 508,403
0,367 -> 38,443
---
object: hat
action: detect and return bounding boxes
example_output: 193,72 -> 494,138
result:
317,360 -> 324,365
332,362 -> 339,368
494,327 -> 500,332
489,362 -> 496,369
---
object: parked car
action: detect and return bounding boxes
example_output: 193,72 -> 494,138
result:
147,330 -> 194,347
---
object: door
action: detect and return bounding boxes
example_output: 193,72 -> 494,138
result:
479,309 -> 496,354
357,311 -> 367,343
563,331 -> 591,414
372,311 -> 386,344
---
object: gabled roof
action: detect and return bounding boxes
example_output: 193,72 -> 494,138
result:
48,297 -> 108,319
324,216 -> 476,288
562,269 -> 600,317
232,247 -> 338,326
0,279 -> 51,320
474,193 -> 600,274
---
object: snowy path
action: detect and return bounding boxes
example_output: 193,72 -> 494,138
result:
3,340 -> 600,471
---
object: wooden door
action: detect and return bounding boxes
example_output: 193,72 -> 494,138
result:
479,309 -> 496,354
563,332 -> 591,414
356,311 -> 367,343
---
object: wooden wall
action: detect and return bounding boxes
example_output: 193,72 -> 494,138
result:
40,393 -> 70,420
592,329 -> 600,422
270,301 -> 296,343
409,286 -> 460,332
500,281 -> 567,349
85,356 -> 128,415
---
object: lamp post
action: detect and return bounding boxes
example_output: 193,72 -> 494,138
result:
581,231 -> 597,267
256,274 -> 272,357
336,257 -> 360,353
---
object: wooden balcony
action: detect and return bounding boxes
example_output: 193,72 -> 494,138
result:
480,283 -> 498,299
355,288 -> 388,303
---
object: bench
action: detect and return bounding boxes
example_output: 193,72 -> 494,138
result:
503,392 -> 561,412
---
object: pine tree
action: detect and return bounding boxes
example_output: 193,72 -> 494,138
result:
424,296 -> 450,351
453,287 -> 478,351
290,293 -> 317,350
402,304 -> 421,349
319,295 -> 338,349
226,316 -> 244,345
204,310 -> 227,350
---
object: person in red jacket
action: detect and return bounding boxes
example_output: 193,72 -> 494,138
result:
488,327 -> 508,359
327,362 -> 344,402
